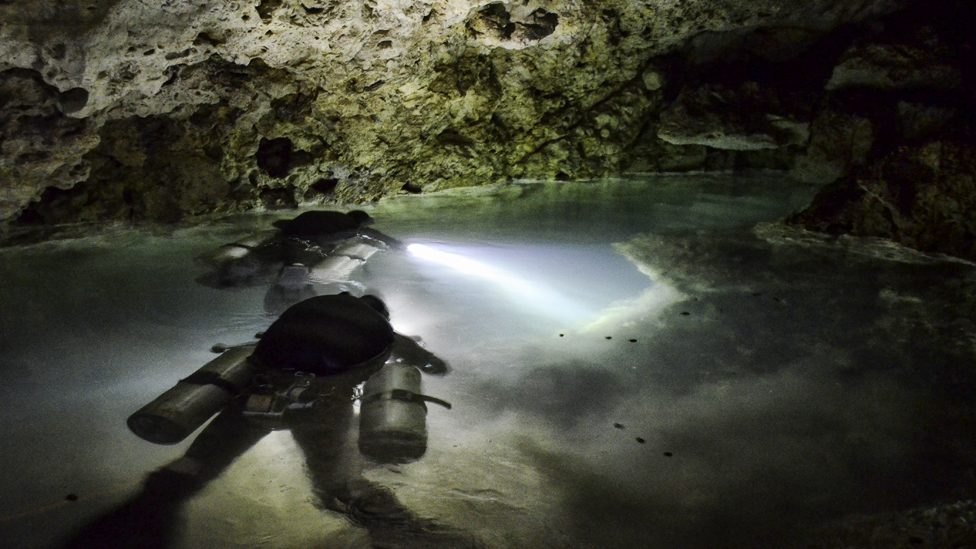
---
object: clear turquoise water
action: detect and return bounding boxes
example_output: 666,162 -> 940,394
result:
2,174 -> 974,549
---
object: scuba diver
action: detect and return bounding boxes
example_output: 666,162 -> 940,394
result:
194,210 -> 403,315
61,293 -> 476,549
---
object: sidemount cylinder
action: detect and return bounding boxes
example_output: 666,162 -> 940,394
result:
359,363 -> 451,463
127,345 -> 256,444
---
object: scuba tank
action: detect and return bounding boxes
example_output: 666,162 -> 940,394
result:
358,363 -> 451,464
263,238 -> 387,313
308,238 -> 383,284
194,230 -> 280,271
194,230 -> 284,287
127,345 -> 256,444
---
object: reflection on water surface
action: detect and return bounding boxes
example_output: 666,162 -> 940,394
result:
2,174 -> 976,549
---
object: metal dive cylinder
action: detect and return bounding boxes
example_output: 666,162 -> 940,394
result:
127,345 -> 256,444
308,239 -> 383,284
358,363 -> 451,463
193,230 -> 279,270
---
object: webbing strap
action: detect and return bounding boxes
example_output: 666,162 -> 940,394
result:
180,371 -> 242,396
362,389 -> 452,409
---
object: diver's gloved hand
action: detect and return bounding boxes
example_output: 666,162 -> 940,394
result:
359,228 -> 406,251
392,334 -> 450,376
417,355 -> 449,376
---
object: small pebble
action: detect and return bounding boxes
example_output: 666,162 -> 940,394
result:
635,437 -> 646,444
613,423 -> 624,429
65,494 -> 78,502
628,338 -> 637,343
559,334 -> 564,337
605,336 -> 612,340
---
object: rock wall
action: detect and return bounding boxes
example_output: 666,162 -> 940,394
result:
0,0 -> 910,233
786,0 -> 976,262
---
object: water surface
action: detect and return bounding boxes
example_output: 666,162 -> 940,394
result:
2,173 -> 974,548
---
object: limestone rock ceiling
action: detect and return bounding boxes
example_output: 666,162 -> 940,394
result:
0,0 -> 920,230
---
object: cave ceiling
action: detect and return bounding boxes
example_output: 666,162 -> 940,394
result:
0,0 -> 951,236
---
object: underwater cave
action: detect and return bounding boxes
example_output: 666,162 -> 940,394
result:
2,0 -> 976,548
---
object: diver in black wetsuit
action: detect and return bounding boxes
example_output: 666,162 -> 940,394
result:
62,293 -> 474,549
196,210 -> 402,288
196,210 -> 404,315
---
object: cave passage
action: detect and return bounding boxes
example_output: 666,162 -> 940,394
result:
1,173 -> 975,549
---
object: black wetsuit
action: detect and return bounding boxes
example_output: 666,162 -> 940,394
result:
274,210 -> 370,239
252,293 -> 395,375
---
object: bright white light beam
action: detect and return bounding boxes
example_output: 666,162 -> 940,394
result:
407,243 -> 589,322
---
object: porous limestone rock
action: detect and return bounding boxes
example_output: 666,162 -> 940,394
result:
783,4 -> 976,263
790,110 -> 874,185
0,70 -> 100,221
897,100 -> 957,141
0,0 -> 909,230
787,141 -> 976,262
657,81 -> 812,152
826,42 -> 962,92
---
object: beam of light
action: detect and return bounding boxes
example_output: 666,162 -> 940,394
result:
407,243 -> 590,322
